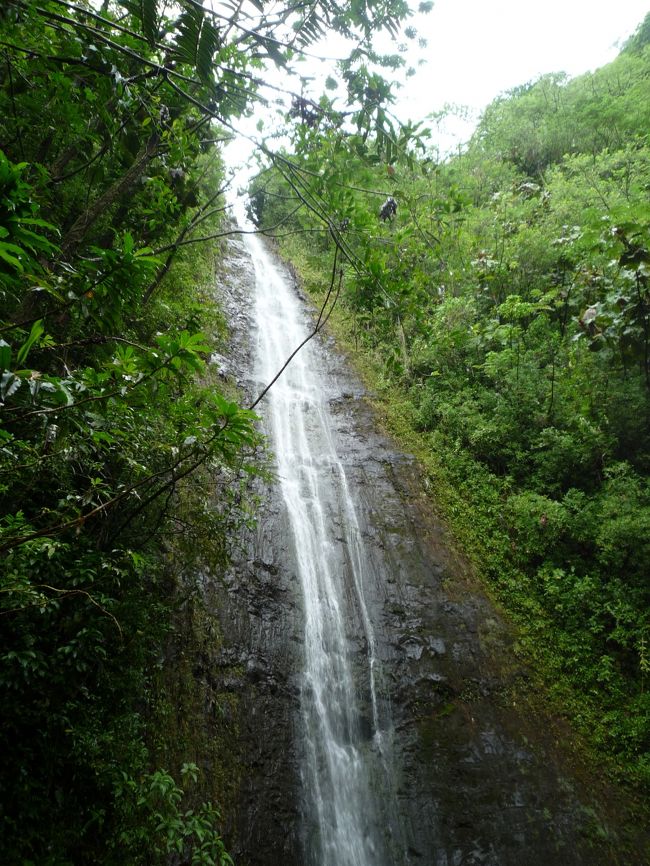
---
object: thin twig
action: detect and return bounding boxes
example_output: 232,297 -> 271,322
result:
247,243 -> 341,411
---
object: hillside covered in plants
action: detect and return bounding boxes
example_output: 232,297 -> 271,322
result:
248,13 -> 650,795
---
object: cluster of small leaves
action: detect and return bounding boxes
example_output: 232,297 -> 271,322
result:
113,764 -> 233,865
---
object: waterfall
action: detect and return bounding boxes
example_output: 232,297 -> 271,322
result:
242,225 -> 403,866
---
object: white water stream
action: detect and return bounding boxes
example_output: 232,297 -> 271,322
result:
242,226 -> 402,865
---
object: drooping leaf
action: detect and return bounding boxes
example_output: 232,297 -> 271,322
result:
197,18 -> 219,83
16,320 -> 45,365
0,241 -> 24,271
140,0 -> 158,45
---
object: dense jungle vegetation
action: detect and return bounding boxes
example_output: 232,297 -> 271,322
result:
0,0 -> 416,862
3,0 -> 649,858
249,13 -> 650,797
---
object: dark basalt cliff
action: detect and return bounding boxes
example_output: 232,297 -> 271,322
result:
206,234 -> 642,866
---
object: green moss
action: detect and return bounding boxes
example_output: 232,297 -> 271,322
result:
149,598 -> 243,823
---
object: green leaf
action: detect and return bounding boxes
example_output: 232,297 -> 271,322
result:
140,0 -> 158,45
0,340 -> 11,371
17,320 -> 45,365
17,217 -> 58,232
197,19 -> 219,83
0,241 -> 24,271
12,225 -> 58,254
122,231 -> 134,255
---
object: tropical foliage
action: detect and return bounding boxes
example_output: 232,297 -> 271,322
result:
248,13 -> 650,793
0,0 -> 420,861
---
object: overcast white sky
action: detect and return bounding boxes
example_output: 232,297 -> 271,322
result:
225,1 -> 648,175
395,0 -> 649,144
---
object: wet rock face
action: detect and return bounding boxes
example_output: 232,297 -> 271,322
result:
215,529 -> 303,866
213,235 -> 625,866
319,373 -> 607,866
210,235 -> 304,866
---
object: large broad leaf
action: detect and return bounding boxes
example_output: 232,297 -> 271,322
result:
173,5 -> 220,84
140,0 -> 158,45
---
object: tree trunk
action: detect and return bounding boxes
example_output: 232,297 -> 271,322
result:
59,133 -> 160,260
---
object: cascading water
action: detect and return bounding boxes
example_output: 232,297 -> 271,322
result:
217,207 -> 632,866
241,223 -> 404,866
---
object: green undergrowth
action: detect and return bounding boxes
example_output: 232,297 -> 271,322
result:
0,155 -> 258,862
0,13 -> 264,859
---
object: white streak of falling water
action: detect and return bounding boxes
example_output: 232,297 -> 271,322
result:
242,224 -> 400,866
